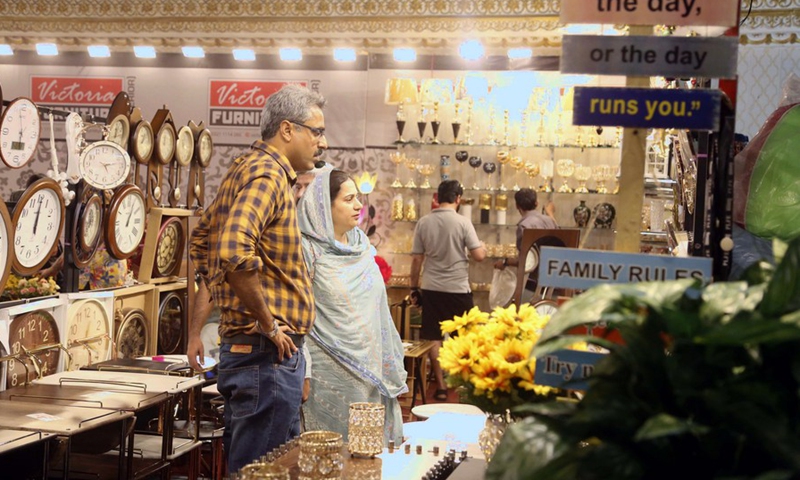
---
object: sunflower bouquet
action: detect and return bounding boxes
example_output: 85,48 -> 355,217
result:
438,303 -> 562,415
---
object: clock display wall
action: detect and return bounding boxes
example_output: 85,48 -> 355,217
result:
65,298 -> 112,370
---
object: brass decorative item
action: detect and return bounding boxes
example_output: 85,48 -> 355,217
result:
593,164 -> 613,194
509,156 -> 524,191
502,109 -> 510,147
495,193 -> 508,225
468,155 -> 483,190
348,402 -> 385,458
391,194 -> 404,220
240,462 -> 291,479
403,156 -> 419,188
556,158 -> 575,193
298,430 -> 344,480
540,160 -> 554,192
524,162 -> 541,189
404,198 -> 417,221
483,162 -> 497,191
385,78 -> 419,144
388,151 -> 405,188
479,193 -> 493,224
430,102 -> 442,144
573,164 -> 592,193
417,164 -> 435,189
496,150 -> 510,191
452,102 -> 462,144
416,108 -> 428,143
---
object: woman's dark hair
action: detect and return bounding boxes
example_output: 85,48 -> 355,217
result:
437,179 -> 464,204
329,169 -> 352,201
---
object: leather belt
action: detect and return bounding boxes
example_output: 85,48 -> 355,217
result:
221,332 -> 304,349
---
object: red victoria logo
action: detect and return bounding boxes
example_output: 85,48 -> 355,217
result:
210,80 -> 305,108
31,76 -> 123,105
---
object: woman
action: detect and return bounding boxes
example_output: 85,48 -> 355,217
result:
297,168 -> 407,444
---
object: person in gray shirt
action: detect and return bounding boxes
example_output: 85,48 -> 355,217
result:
410,180 -> 486,401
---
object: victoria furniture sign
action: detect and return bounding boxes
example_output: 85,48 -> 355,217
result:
31,76 -> 123,120
208,80 -> 305,128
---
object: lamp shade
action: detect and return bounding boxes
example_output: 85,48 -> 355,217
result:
420,79 -> 454,105
385,78 -> 420,105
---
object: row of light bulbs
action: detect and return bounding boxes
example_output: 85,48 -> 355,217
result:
0,41 -> 534,62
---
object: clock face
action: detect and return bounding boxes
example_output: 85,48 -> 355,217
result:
80,196 -> 102,251
158,292 -> 184,355
0,202 -> 13,298
11,179 -> 65,275
0,97 -> 41,169
105,185 -> 146,259
79,141 -> 132,190
175,126 -> 194,167
7,310 -> 61,389
132,120 -> 154,164
156,123 -> 176,165
155,217 -> 184,277
116,308 -> 149,359
107,115 -> 130,149
533,300 -> 559,318
196,130 -> 213,167
66,299 -> 111,370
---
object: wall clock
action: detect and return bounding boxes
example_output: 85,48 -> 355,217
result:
157,291 -> 185,355
188,122 -> 213,213
533,299 -> 559,318
168,125 -> 195,207
0,201 -> 14,298
104,184 -> 146,260
79,140 -> 132,190
11,177 -> 66,276
70,187 -> 103,269
154,216 -> 185,278
106,115 -> 130,150
115,308 -> 149,359
0,97 -> 41,169
7,310 -> 61,389
148,106 -> 176,209
66,299 -> 111,370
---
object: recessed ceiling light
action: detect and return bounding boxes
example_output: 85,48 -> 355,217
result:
507,47 -> 532,60
36,43 -> 59,56
393,48 -> 417,62
233,48 -> 255,61
182,46 -> 205,58
279,48 -> 303,61
459,40 -> 484,61
87,45 -> 111,58
333,48 -> 357,62
134,46 -> 156,58
0,44 -> 13,56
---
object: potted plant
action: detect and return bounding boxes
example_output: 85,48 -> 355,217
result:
487,237 -> 800,480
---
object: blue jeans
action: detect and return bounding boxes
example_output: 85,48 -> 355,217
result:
217,338 -> 305,473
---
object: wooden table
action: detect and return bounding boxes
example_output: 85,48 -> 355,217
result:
0,429 -> 55,479
403,340 -> 434,411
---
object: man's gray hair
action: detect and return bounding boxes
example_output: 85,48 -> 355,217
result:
259,84 -> 327,140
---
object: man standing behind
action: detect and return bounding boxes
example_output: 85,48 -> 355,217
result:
410,180 -> 486,401
189,84 -> 327,472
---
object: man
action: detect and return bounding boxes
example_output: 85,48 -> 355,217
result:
493,188 -> 557,299
409,179 -> 486,401
188,84 -> 326,472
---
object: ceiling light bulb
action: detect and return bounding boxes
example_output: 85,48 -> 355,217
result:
232,48 -> 255,61
333,48 -> 357,62
393,48 -> 417,62
36,43 -> 59,56
134,46 -> 156,58
0,44 -> 13,56
279,48 -> 303,61
507,47 -> 532,60
459,40 -> 484,61
87,45 -> 111,58
182,46 -> 205,58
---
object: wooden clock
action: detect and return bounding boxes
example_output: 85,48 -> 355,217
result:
168,125 -> 195,208
65,298 -> 111,370
153,216 -> 185,278
128,107 -> 154,191
70,185 -> 104,268
157,291 -> 185,355
0,97 -> 40,169
7,310 -> 61,388
11,177 -> 66,276
147,106 -> 176,211
0,201 -> 14,298
187,121 -> 213,214
106,91 -> 131,150
114,307 -> 149,359
104,184 -> 146,260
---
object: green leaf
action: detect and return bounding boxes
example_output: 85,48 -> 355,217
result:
699,282 -> 764,323
634,413 -> 709,441
760,236 -> 800,317
485,416 -> 565,480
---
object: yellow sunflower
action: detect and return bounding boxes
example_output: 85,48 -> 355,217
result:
470,358 -> 513,397
489,338 -> 534,376
439,335 -> 481,382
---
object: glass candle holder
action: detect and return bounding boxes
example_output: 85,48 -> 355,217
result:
348,402 -> 385,457
240,463 -> 291,480
298,430 -> 344,480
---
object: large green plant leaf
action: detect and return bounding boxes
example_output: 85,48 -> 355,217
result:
700,282 -> 764,323
760,237 -> 800,317
634,413 -> 710,440
485,416 -> 565,480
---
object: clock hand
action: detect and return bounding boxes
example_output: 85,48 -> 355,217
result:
126,203 -> 134,228
32,196 -> 43,236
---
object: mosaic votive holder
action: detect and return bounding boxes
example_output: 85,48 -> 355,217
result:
298,430 -> 344,480
348,402 -> 385,457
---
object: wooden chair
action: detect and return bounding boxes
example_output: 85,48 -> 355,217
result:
513,228 -> 581,306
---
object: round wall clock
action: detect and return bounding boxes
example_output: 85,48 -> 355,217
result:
130,119 -> 154,165
175,126 -> 195,167
155,121 -> 176,165
7,310 -> 61,389
195,128 -> 213,168
0,201 -> 14,298
157,292 -> 185,355
154,216 -> 185,278
71,190 -> 103,268
0,97 -> 41,169
66,299 -> 111,370
115,308 -> 149,359
533,299 -> 559,318
79,140 -> 132,190
105,184 -> 146,260
11,177 -> 66,276
107,114 -> 130,149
